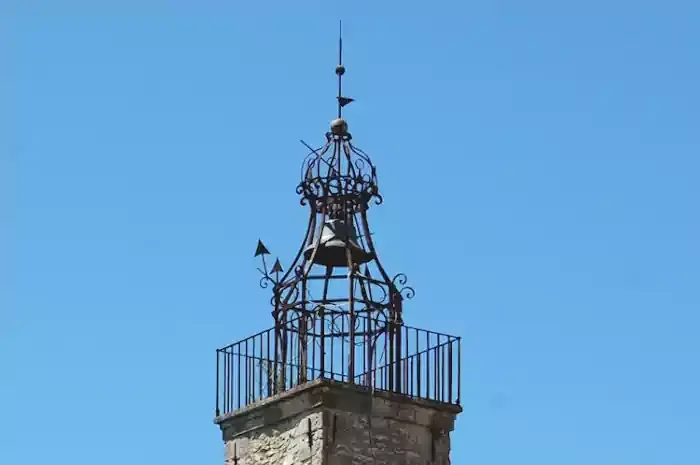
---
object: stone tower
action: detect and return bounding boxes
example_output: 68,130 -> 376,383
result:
214,28 -> 462,465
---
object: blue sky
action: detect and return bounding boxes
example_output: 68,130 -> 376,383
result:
3,2 -> 699,465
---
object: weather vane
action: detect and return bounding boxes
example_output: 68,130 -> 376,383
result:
255,239 -> 283,288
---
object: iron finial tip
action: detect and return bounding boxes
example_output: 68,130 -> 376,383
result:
254,239 -> 270,257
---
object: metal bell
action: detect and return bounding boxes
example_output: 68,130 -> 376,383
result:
304,219 -> 373,267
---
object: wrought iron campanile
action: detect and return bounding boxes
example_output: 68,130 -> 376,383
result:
215,28 -> 460,419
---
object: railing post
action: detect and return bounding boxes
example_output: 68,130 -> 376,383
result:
388,320 -> 394,391
457,337 -> 462,405
320,309 -> 326,378
237,344 -> 241,409
366,315 -> 373,387
425,331 -> 430,399
273,323 -> 280,395
448,340 -> 453,404
266,330 -> 272,397
395,320 -> 402,394
215,349 -> 220,417
416,328 -> 421,398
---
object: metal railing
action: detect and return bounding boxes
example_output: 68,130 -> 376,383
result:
215,312 -> 460,416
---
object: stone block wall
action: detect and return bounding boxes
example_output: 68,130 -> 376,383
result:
217,380 -> 460,465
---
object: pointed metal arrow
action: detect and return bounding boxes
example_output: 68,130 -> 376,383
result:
271,258 -> 284,274
254,239 -> 270,257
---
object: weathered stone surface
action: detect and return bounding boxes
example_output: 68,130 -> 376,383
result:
217,380 -> 461,465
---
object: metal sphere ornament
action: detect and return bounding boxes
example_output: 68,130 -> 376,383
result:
330,118 -> 348,136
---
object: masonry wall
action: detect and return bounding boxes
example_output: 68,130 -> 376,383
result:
327,407 -> 452,465
223,410 -> 324,465
218,380 -> 459,465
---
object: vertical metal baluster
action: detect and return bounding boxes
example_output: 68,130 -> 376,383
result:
266,330 -> 271,397
404,326 -> 409,395
245,339 -> 250,406
287,321 -> 292,391
312,313 -> 317,381
291,320 -> 296,390
341,313 -> 346,382
416,328 -> 421,398
231,349 -> 235,412
273,322 -> 279,396
448,339 -> 453,403
251,356 -> 255,402
251,337 -> 256,403
259,334 -> 264,401
434,340 -> 439,402
383,322 -> 389,391
457,337 -> 462,405
237,343 -> 241,409
216,350 -> 221,416
320,310 -> 326,378
299,316 -> 304,384
362,316 -> 368,385
426,331 -> 430,399
441,335 -> 446,402
329,314 -> 334,379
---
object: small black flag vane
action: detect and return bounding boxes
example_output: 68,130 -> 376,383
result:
338,96 -> 354,107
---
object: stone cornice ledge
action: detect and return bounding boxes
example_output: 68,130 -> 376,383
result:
215,379 -> 463,436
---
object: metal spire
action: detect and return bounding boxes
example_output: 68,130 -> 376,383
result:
336,20 -> 353,118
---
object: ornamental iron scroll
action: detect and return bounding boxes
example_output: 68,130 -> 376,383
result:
297,135 -> 382,208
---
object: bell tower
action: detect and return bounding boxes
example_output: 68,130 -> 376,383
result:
214,26 -> 462,465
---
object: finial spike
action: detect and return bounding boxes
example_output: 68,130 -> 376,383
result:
254,239 -> 270,257
339,20 -> 343,65
271,258 -> 284,274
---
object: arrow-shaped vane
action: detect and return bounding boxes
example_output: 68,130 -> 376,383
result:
254,239 -> 270,257
271,258 -> 283,274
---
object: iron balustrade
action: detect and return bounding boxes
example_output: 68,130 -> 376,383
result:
215,312 -> 460,416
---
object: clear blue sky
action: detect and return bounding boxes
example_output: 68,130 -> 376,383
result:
3,2 -> 699,465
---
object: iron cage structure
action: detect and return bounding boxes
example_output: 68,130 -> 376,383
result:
215,39 -> 461,418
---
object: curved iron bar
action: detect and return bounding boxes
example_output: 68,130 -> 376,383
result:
276,210 -> 316,286
391,273 -> 416,300
358,209 -> 395,287
259,275 -> 276,289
